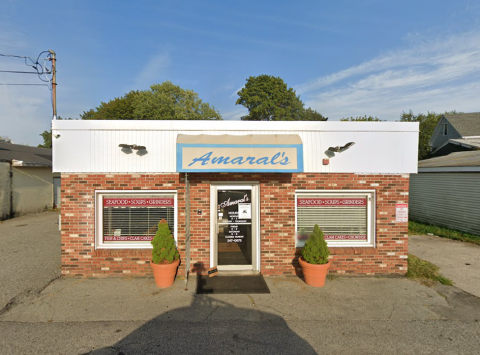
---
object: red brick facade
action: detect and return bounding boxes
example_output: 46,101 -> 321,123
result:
60,173 -> 409,277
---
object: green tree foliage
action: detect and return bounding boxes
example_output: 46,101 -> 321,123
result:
301,224 -> 330,265
82,82 -> 222,120
81,91 -> 139,120
236,75 -> 327,121
340,115 -> 383,121
400,110 -> 443,160
302,107 -> 328,121
38,130 -> 52,149
151,219 -> 179,264
134,82 -> 222,120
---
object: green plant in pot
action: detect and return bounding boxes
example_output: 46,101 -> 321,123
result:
298,224 -> 331,287
150,219 -> 180,288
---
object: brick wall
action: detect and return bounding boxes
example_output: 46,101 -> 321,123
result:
60,173 -> 409,277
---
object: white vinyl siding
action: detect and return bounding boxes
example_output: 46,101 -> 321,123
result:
52,120 -> 419,174
409,173 -> 480,235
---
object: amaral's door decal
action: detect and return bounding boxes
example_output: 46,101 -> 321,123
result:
217,190 -> 253,265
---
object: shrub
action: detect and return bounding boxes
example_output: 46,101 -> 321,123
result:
301,224 -> 330,264
151,219 -> 179,264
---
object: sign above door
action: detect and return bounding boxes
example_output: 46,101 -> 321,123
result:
176,134 -> 303,173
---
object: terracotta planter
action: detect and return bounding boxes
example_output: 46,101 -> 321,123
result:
150,258 -> 180,288
298,257 -> 331,287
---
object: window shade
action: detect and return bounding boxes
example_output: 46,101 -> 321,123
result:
296,194 -> 371,246
102,195 -> 175,242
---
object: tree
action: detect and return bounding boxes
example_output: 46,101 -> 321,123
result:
340,115 -> 383,121
302,107 -> 328,121
82,82 -> 222,120
81,91 -> 139,120
236,75 -> 327,121
400,110 -> 443,160
38,130 -> 52,149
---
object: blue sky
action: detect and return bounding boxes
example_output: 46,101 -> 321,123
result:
1,0 -> 480,146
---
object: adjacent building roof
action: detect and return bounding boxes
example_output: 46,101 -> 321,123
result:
443,112 -> 480,137
0,142 -> 52,167
418,150 -> 480,172
448,138 -> 480,149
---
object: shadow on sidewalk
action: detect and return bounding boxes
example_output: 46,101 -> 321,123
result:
88,292 -> 316,354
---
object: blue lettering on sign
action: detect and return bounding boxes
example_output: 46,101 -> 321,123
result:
177,143 -> 304,173
188,151 -> 290,167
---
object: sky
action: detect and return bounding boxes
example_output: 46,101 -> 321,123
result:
1,0 -> 480,146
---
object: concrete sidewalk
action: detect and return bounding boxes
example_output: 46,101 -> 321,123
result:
1,213 -> 480,354
1,275 -> 467,323
409,234 -> 480,297
2,275 -> 480,354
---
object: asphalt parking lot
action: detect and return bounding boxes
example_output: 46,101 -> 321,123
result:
1,212 -> 479,354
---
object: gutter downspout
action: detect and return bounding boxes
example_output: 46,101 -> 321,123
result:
184,172 -> 191,290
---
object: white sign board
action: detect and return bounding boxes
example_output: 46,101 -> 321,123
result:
396,203 -> 408,222
238,203 -> 251,219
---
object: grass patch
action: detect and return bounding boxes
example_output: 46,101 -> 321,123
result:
406,254 -> 453,286
409,220 -> 480,246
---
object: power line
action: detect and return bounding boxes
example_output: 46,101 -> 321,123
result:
0,53 -> 29,59
0,70 -> 44,74
0,50 -> 57,119
0,83 -> 49,86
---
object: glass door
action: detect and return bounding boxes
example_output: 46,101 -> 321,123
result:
212,185 -> 257,271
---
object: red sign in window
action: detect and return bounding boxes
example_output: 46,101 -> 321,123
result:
103,198 -> 174,207
297,198 -> 366,207
104,236 -> 154,241
324,235 -> 367,240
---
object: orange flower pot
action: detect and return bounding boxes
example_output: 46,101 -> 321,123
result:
150,258 -> 180,288
298,257 -> 331,287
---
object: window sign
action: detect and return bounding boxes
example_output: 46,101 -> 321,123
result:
296,191 -> 375,248
395,203 -> 408,222
238,203 -> 251,219
96,191 -> 177,249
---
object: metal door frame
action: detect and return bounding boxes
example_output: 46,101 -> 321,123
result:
210,182 -> 260,272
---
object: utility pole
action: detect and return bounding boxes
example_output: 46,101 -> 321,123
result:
49,49 -> 57,120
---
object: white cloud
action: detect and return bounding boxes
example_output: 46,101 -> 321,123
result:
0,85 -> 52,145
299,31 -> 480,120
230,84 -> 244,98
132,51 -> 171,90
221,107 -> 247,121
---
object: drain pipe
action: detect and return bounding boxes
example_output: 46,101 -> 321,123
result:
184,172 -> 191,290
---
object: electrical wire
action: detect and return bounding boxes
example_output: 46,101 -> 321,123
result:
0,51 -> 53,80
0,50 -> 56,117
0,70 -> 41,74
0,83 -> 49,86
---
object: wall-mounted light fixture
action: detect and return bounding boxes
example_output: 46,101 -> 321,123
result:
327,142 -> 355,153
118,144 -> 147,150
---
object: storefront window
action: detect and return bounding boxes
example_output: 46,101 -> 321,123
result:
295,190 -> 375,247
95,191 -> 177,249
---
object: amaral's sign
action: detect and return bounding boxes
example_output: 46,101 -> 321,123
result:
176,134 -> 303,172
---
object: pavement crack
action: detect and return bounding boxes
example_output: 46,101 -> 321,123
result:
204,305 -> 220,321
0,274 -> 61,317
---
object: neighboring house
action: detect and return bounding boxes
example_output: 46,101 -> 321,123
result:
409,150 -> 480,235
0,142 -> 59,220
429,112 -> 480,157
